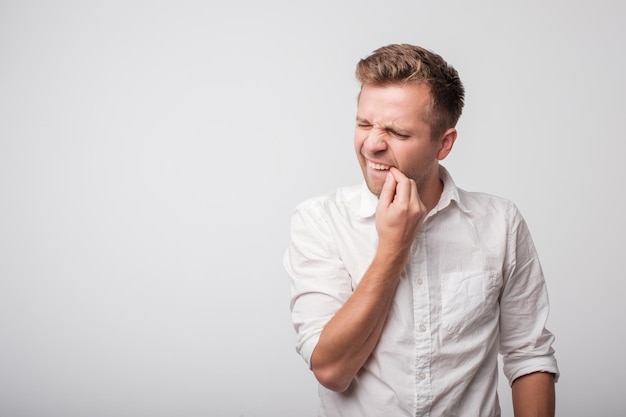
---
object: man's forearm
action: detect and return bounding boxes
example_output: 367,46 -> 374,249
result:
512,371 -> 555,417
310,252 -> 405,392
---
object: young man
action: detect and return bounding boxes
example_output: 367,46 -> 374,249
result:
284,43 -> 559,417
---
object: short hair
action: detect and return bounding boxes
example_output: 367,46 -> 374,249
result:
355,44 -> 465,140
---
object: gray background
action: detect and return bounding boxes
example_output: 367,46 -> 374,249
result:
1,1 -> 624,416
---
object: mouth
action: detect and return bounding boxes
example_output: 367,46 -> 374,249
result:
367,160 -> 392,171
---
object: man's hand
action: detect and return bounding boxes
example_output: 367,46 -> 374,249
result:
375,167 -> 427,262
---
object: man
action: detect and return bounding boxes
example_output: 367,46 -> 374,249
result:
284,43 -> 559,417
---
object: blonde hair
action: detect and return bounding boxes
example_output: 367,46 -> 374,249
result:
355,44 -> 465,139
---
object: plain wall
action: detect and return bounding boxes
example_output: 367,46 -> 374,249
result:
1,1 -> 624,416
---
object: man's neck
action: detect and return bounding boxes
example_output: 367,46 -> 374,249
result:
421,165 -> 444,212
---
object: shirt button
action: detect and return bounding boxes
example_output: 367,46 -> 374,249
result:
416,278 -> 423,285
418,372 -> 426,380
419,323 -> 427,332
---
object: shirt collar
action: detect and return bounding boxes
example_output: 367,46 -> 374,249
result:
358,182 -> 378,218
436,165 -> 471,215
356,165 -> 471,219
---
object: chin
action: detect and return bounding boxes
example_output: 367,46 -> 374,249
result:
360,164 -> 385,197
364,180 -> 383,197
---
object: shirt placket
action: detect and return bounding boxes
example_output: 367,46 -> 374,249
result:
411,230 -> 433,417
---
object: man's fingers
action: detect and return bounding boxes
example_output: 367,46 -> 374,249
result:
388,167 -> 403,180
388,167 -> 413,205
380,167 -> 420,209
378,172 -> 397,206
393,178 -> 411,204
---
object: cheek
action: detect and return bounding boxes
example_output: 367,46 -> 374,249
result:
353,132 -> 365,152
391,143 -> 412,164
395,143 -> 432,171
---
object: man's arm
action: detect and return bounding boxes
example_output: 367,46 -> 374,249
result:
512,372 -> 555,417
311,168 -> 425,392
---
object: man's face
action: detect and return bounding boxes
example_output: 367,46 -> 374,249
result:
354,83 -> 443,197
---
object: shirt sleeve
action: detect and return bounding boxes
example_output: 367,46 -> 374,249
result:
283,199 -> 354,368
499,203 -> 560,385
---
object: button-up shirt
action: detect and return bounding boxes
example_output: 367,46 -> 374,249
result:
284,166 -> 559,417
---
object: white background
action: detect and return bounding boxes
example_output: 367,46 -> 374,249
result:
1,1 -> 624,416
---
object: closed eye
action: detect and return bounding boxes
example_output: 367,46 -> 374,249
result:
389,130 -> 410,139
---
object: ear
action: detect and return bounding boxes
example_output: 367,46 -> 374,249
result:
437,128 -> 457,160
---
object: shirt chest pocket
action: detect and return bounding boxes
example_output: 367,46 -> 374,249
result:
441,270 -> 499,334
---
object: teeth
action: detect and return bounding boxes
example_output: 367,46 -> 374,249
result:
368,161 -> 391,170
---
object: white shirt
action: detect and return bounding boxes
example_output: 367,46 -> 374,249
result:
284,166 -> 559,417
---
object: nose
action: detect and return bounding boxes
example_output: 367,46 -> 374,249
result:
363,128 -> 388,154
